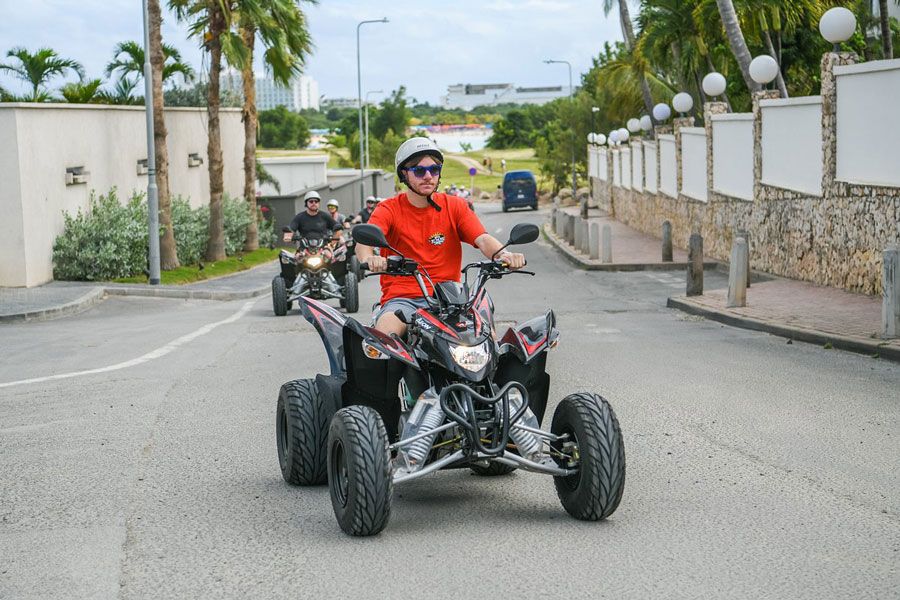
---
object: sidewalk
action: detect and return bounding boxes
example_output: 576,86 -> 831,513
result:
0,259 -> 278,323
546,206 -> 900,363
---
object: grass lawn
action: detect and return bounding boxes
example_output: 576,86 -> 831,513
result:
440,147 -> 545,194
257,148 -> 344,169
113,247 -> 280,285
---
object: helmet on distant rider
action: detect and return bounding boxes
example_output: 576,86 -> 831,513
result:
303,190 -> 321,206
395,137 -> 443,186
326,199 -> 339,209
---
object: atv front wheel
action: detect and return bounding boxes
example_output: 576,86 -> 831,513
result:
276,379 -> 328,485
344,272 -> 359,313
327,406 -> 392,536
551,393 -> 625,520
272,276 -> 288,316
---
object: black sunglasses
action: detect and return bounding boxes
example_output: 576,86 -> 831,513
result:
405,164 -> 442,178
307,199 -> 320,203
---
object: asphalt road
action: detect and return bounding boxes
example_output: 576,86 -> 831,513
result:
1,203 -> 898,599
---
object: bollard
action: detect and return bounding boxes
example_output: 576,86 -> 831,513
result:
662,220 -> 673,262
574,218 -> 583,251
727,237 -> 748,308
556,211 -> 565,239
566,215 -> 576,245
590,222 -> 600,259
737,229 -> 751,288
550,207 -> 557,233
884,244 -> 900,338
580,220 -> 590,254
601,224 -> 612,263
686,233 -> 703,296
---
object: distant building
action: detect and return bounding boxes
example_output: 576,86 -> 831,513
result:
255,74 -> 319,112
440,82 -> 575,110
322,97 -> 360,109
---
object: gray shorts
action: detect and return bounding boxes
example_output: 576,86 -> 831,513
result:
371,296 -> 431,325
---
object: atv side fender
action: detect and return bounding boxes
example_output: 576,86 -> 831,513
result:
298,297 -> 347,375
498,309 -> 559,364
343,318 -> 419,369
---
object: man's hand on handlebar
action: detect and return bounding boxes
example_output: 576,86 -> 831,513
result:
497,251 -> 526,270
365,255 -> 388,273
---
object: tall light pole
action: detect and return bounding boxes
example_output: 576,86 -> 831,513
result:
357,18 -> 388,208
142,0 -> 160,284
365,89 -> 383,170
545,59 -> 579,217
590,106 -> 599,203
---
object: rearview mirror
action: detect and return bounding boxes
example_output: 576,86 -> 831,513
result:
507,223 -> 540,246
351,223 -> 389,248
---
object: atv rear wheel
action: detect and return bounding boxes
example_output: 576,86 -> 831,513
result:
551,393 -> 625,520
276,379 -> 329,485
272,276 -> 288,316
344,271 -> 359,313
349,255 -> 360,279
327,406 -> 392,536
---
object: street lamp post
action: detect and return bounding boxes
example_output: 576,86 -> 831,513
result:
357,18 -> 388,208
365,89 -> 383,170
141,0 -> 160,285
545,59 -> 579,217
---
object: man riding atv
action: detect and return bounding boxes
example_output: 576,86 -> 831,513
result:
356,137 -> 525,338
284,190 -> 342,252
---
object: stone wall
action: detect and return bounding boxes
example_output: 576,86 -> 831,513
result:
591,52 -> 900,296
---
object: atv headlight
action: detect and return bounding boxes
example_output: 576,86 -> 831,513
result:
449,339 -> 491,372
305,255 -> 323,268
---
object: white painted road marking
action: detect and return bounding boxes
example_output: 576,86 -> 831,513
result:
0,299 -> 258,389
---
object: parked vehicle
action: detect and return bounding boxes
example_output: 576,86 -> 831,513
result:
502,170 -> 538,212
272,228 -> 359,316
275,222 -> 626,536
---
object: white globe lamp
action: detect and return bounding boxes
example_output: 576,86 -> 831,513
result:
749,55 -> 779,85
587,133 -> 595,144
627,118 -> 641,133
820,7 -> 857,51
609,130 -> 619,145
640,115 -> 653,131
596,133 -> 606,146
672,92 -> 693,115
617,127 -> 630,142
702,72 -> 727,98
652,102 -> 671,122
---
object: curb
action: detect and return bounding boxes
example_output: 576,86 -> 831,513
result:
667,296 -> 900,363
542,223 -> 720,272
103,284 -> 269,301
0,287 -> 106,323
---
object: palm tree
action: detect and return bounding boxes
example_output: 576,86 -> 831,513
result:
0,47 -> 83,101
233,1 -> 314,251
713,0 -> 761,94
98,76 -> 144,105
602,0 -> 656,119
60,78 -> 105,103
105,40 -> 195,88
878,0 -> 893,58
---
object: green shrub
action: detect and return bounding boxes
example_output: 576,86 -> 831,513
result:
257,207 -> 277,249
53,189 -> 149,281
170,195 -> 208,265
223,193 -> 252,255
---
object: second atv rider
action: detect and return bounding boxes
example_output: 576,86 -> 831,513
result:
355,137 -> 526,338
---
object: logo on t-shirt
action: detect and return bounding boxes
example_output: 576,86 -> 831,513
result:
428,232 -> 446,246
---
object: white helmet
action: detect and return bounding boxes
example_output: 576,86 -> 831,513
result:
327,198 -> 339,208
365,195 -> 376,204
395,137 -> 443,184
303,190 -> 321,206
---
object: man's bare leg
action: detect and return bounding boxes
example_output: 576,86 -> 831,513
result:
374,311 -> 408,338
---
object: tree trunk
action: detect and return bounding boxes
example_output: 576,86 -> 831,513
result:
763,29 -> 789,98
715,0 -> 761,94
879,0 -> 894,58
205,6 -> 226,262
148,0 -> 179,269
240,26 -> 259,251
618,0 -> 656,119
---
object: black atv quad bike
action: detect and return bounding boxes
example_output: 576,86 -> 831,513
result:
272,228 -> 359,316
275,222 -> 625,536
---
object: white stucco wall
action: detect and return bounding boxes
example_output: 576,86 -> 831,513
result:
631,143 -> 642,191
643,142 -> 657,194
597,148 -> 608,181
760,96 -> 822,196
588,145 -> 598,179
711,114 -> 754,200
835,59 -> 900,187
680,128 -> 707,202
659,135 -> 677,198
612,150 -> 621,187
0,109 -> 25,287
257,155 -> 328,196
0,103 -> 243,287
621,148 -> 631,190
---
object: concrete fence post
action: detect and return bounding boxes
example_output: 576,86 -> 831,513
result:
580,220 -> 590,254
662,220 -> 673,262
737,229 -> 751,288
574,218 -> 583,251
727,237 -> 748,308
590,222 -> 600,259
687,233 -> 703,296
601,224 -> 612,263
884,244 -> 900,338
550,207 -> 557,233
556,211 -> 565,238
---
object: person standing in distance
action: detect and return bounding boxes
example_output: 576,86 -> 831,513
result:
356,137 -> 526,338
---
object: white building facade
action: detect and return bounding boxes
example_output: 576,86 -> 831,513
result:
440,83 -> 574,110
255,74 -> 319,112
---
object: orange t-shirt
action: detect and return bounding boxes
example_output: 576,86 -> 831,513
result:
367,192 -> 486,303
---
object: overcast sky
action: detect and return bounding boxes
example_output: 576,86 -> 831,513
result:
0,0 -> 625,105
